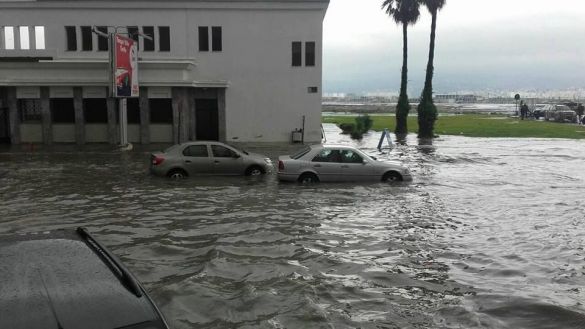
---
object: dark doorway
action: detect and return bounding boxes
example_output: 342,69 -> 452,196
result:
0,107 -> 10,143
195,99 -> 219,141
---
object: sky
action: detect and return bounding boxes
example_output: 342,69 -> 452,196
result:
322,0 -> 585,95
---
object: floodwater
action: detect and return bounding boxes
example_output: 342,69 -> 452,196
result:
1,125 -> 584,329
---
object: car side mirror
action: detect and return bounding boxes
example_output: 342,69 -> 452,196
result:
370,156 -> 377,161
233,153 -> 241,159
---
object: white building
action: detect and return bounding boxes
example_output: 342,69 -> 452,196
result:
0,0 -> 329,145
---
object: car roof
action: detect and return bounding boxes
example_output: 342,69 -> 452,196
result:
319,144 -> 361,150
0,228 -> 167,329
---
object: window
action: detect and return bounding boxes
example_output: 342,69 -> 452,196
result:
149,99 -> 173,123
211,26 -> 222,52
198,26 -> 209,51
340,150 -> 363,164
4,26 -> 15,50
305,41 -> 315,66
183,145 -> 209,157
96,26 -> 109,51
291,146 -> 311,159
308,87 -> 318,94
65,26 -> 77,51
83,99 -> 108,123
19,99 -> 42,123
35,26 -> 45,50
312,149 -> 342,163
81,26 -> 92,51
159,26 -> 170,51
143,26 -> 155,51
292,41 -> 302,67
19,26 -> 30,50
211,145 -> 237,158
127,26 -> 139,50
51,99 -> 75,123
127,98 -> 140,124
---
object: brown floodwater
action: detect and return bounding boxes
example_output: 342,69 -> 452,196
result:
1,124 -> 584,328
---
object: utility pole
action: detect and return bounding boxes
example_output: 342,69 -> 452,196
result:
92,27 -> 151,148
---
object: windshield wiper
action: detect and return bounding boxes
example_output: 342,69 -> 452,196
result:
76,227 -> 143,297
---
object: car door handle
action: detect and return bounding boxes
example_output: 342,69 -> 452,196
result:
185,160 -> 192,163
214,160 -> 220,164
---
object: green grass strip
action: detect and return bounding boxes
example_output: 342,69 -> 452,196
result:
322,114 -> 585,139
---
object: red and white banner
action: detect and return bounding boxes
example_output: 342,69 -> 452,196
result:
113,34 -> 138,98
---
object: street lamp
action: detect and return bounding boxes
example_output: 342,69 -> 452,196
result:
92,26 -> 152,148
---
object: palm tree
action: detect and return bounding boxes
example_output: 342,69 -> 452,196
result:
382,0 -> 421,138
417,0 -> 446,138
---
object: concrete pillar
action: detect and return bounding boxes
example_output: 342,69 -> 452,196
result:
7,87 -> 20,144
73,87 -> 84,145
40,87 -> 52,145
139,87 -> 150,144
172,87 -> 189,144
188,88 -> 196,141
218,88 -> 226,142
106,96 -> 117,145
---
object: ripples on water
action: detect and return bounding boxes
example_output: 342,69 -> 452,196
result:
1,129 -> 584,329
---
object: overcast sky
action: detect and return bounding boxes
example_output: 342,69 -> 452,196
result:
323,0 -> 585,94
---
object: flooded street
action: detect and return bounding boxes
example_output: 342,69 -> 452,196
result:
1,126 -> 584,329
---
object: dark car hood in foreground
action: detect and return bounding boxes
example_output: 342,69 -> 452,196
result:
0,229 -> 168,329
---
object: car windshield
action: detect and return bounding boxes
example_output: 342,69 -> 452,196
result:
291,146 -> 311,159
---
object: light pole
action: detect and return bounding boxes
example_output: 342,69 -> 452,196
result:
92,27 -> 151,148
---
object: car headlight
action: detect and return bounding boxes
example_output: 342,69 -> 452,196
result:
264,158 -> 272,164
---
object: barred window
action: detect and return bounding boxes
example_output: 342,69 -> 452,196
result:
19,99 -> 42,123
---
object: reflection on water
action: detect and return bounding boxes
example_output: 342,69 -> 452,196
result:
1,126 -> 584,328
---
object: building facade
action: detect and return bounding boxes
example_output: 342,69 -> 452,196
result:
0,0 -> 329,145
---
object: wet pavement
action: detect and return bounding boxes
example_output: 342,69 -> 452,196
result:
1,125 -> 584,328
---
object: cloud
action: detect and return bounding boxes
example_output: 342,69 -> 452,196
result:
323,0 -> 585,93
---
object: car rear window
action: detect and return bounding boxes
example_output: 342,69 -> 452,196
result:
164,145 -> 181,153
291,146 -> 311,159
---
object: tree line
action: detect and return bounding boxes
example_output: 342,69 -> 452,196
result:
382,0 -> 446,139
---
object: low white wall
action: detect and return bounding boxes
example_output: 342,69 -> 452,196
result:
128,124 -> 141,143
150,124 -> 173,143
85,124 -> 109,143
20,124 -> 43,143
53,124 -> 75,143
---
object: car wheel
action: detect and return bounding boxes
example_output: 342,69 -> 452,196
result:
382,171 -> 403,182
298,173 -> 319,184
245,165 -> 264,176
167,169 -> 187,179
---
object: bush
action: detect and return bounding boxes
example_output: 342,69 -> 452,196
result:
339,123 -> 355,134
355,115 -> 373,133
336,115 -> 373,139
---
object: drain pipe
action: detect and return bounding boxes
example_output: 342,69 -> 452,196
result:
301,115 -> 305,144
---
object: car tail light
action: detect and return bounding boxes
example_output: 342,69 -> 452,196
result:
152,156 -> 165,166
278,160 -> 284,171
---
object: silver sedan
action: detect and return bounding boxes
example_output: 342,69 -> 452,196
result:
277,144 -> 412,183
150,141 -> 273,178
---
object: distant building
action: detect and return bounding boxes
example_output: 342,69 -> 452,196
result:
0,0 -> 329,145
434,94 -> 477,104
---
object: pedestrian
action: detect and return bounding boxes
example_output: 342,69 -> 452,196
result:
576,103 -> 584,125
520,101 -> 529,120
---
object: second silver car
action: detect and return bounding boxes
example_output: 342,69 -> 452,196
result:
277,144 -> 412,183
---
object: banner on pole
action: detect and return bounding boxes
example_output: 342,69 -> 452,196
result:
112,34 -> 138,98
